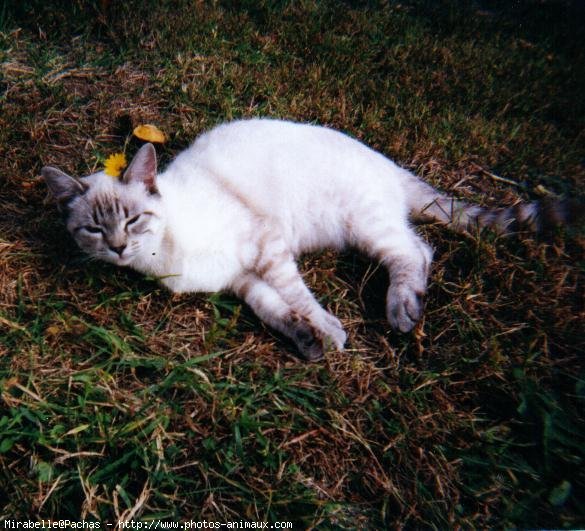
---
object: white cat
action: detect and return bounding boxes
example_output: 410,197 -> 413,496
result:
42,119 -> 573,360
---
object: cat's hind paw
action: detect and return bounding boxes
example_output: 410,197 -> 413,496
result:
386,286 -> 424,333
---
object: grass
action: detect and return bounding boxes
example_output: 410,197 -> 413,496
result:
1,0 -> 584,527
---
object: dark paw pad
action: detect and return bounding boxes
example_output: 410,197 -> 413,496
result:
290,313 -> 325,362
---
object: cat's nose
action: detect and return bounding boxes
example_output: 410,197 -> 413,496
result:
110,244 -> 126,256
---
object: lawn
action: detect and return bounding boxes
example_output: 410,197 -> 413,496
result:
0,0 -> 584,527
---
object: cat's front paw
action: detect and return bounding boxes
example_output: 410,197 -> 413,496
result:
322,311 -> 344,335
314,310 -> 347,350
386,285 -> 424,333
289,312 -> 346,362
293,325 -> 325,362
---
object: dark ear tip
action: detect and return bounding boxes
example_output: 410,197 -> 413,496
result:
41,165 -> 72,179
41,166 -> 56,177
141,142 -> 156,155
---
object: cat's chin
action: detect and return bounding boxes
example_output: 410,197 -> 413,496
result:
116,254 -> 139,267
97,254 -> 135,267
115,257 -> 133,267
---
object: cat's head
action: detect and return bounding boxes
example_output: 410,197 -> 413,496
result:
42,143 -> 164,267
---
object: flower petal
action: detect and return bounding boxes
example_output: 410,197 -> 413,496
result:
133,124 -> 167,143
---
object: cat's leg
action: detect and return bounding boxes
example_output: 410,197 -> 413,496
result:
231,273 -> 338,361
354,223 -> 433,333
251,233 -> 347,351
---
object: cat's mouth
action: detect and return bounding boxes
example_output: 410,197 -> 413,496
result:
100,251 -> 135,267
105,244 -> 141,266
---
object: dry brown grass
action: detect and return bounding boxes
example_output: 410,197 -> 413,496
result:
1,0 -> 584,527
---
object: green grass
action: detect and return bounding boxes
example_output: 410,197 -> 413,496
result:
1,0 -> 584,527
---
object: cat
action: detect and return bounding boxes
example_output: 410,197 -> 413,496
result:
42,118 -> 576,361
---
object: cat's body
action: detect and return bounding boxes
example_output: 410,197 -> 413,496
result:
153,120 -> 422,289
42,119 -> 575,360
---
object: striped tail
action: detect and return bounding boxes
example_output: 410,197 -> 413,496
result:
405,176 -> 581,235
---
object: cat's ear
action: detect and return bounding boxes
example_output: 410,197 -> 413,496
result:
122,143 -> 158,194
42,166 -> 86,207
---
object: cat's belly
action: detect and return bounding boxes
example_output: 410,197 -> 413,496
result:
156,251 -> 241,294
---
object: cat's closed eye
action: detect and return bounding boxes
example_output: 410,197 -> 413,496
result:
125,212 -> 155,234
125,215 -> 140,228
83,226 -> 103,235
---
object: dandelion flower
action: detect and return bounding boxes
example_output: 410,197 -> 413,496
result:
104,153 -> 128,178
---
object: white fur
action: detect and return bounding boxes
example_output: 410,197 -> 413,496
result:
139,119 -> 413,290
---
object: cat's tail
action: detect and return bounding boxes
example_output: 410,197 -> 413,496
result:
404,173 -> 582,235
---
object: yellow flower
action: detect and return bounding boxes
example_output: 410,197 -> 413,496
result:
104,152 -> 128,178
133,124 -> 166,143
